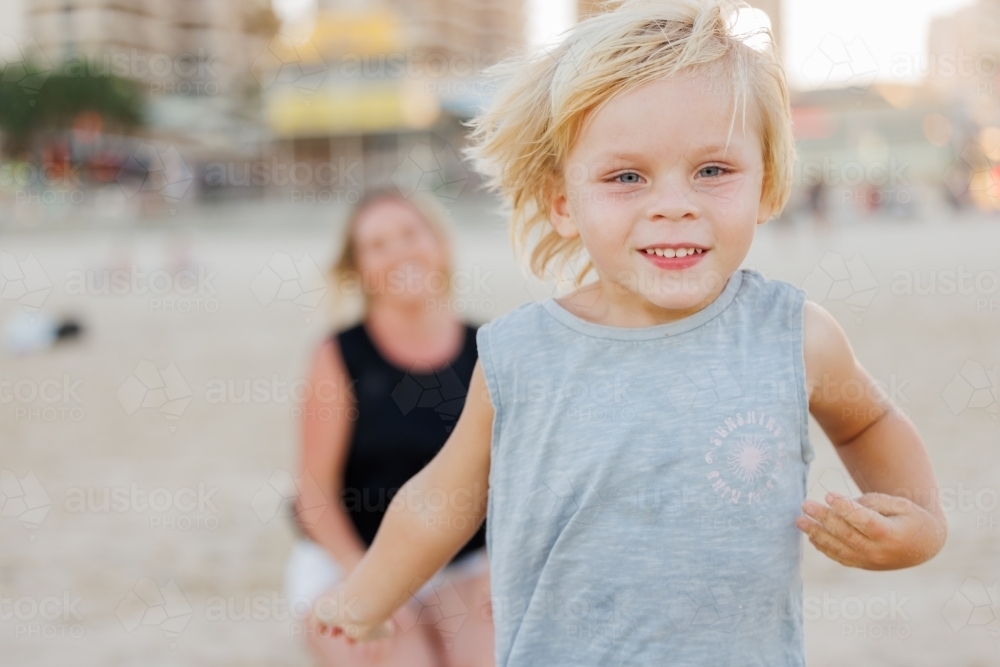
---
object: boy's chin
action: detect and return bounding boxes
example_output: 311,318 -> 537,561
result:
613,272 -> 724,308
642,292 -> 716,315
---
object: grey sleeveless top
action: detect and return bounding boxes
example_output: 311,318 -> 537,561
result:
476,268 -> 814,666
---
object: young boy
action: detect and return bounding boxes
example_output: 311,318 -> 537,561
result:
309,1 -> 947,664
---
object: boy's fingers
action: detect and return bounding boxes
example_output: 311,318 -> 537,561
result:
855,492 -> 910,517
796,515 -> 848,550
825,493 -> 886,539
805,527 -> 856,566
803,501 -> 872,551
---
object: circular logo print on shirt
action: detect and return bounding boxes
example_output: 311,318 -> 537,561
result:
703,410 -> 791,505
727,434 -> 770,484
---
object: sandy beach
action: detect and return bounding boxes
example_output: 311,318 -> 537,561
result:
2,204 -> 998,666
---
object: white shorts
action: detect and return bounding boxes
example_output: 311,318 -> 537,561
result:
284,539 -> 489,613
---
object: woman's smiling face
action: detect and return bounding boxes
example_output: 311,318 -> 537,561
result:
550,70 -> 770,321
352,197 -> 449,305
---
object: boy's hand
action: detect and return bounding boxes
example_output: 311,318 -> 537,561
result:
795,491 -> 947,570
309,586 -> 395,643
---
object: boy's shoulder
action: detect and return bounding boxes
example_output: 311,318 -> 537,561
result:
477,299 -> 548,337
738,267 -> 807,301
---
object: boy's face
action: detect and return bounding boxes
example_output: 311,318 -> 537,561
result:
550,71 -> 769,318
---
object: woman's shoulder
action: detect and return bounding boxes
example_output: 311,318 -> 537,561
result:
326,322 -> 371,363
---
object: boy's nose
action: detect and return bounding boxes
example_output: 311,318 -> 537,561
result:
645,179 -> 699,222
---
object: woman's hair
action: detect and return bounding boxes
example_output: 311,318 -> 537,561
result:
329,188 -> 456,318
465,0 -> 796,286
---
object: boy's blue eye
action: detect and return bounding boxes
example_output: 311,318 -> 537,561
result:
699,165 -> 728,178
616,172 -> 641,184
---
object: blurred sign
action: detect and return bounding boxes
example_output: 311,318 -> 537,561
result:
258,10 -> 441,136
265,79 -> 439,137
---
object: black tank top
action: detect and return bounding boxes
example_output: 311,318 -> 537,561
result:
335,320 -> 487,564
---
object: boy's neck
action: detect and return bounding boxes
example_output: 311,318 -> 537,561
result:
555,273 -> 736,328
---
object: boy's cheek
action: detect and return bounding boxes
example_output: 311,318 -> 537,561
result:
697,178 -> 751,203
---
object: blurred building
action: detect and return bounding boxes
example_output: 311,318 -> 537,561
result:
309,0 -> 525,119
26,0 -> 277,98
926,0 -> 1000,127
788,85 -> 943,222
924,0 -> 1000,213
253,0 -> 526,199
21,0 -> 280,165
319,0 -> 524,68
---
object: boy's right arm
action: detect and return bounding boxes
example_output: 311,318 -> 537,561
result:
313,358 -> 495,638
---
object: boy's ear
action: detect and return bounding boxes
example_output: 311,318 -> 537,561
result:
548,179 -> 580,239
756,200 -> 774,225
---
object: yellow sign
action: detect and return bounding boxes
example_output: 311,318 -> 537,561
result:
265,80 -> 439,137
311,10 -> 401,56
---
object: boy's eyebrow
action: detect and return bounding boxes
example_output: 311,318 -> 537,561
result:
591,150 -> 649,163
592,142 -> 748,164
692,142 -> 745,156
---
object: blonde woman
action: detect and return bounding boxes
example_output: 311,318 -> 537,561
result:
285,188 -> 493,667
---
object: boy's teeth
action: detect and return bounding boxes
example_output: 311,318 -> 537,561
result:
644,248 -> 704,257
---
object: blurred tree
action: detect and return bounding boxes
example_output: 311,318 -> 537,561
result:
0,62 -> 145,156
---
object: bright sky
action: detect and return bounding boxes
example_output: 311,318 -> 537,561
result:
265,0 -> 981,90
1,0 -> 981,87
527,0 -> 979,89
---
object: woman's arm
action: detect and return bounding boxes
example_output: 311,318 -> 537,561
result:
796,300 -> 948,570
313,359 -> 494,638
296,337 -> 368,573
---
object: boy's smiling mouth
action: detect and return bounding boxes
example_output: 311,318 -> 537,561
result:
638,243 -> 709,269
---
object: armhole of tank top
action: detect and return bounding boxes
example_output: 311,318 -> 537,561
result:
474,323 -> 503,430
792,286 -> 815,465
463,323 -> 478,362
333,327 -> 361,383
474,322 -> 499,564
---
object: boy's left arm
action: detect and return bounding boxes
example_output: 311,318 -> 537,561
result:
795,300 -> 948,570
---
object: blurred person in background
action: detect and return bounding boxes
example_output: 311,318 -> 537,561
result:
285,188 -> 494,667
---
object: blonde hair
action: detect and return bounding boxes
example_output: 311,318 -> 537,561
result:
465,0 -> 796,286
330,188 -> 456,319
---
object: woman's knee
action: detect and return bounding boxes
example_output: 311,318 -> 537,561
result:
306,613 -> 441,667
437,572 -> 495,667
